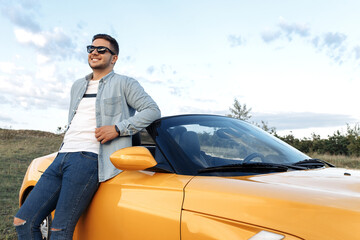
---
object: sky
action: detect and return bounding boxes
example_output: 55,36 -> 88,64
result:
0,0 -> 359,138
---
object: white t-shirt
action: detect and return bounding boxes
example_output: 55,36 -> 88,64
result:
60,80 -> 100,154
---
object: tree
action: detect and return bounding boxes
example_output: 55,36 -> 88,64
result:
227,98 -> 277,134
258,120 -> 277,135
228,98 -> 252,121
347,123 -> 360,156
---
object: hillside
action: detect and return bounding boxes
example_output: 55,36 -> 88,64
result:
0,128 -> 63,239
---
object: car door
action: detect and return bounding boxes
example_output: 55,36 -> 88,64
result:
73,170 -> 193,240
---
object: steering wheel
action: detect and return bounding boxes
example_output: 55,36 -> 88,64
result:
242,152 -> 265,164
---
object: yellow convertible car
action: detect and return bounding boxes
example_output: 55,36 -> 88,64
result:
19,115 -> 360,240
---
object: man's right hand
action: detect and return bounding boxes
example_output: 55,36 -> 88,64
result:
95,125 -> 119,144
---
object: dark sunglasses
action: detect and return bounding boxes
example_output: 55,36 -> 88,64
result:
87,45 -> 116,55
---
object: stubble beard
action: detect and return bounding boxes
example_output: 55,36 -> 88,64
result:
89,58 -> 112,71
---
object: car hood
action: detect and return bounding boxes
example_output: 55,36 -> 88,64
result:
182,168 -> 360,239
246,167 -> 360,195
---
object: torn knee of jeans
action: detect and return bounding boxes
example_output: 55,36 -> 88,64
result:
13,217 -> 26,226
51,228 -> 63,232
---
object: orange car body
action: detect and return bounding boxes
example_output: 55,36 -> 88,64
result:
18,115 -> 360,239
19,147 -> 360,240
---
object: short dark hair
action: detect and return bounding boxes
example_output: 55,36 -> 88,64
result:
92,34 -> 119,55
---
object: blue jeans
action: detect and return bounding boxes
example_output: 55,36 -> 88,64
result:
15,152 -> 99,240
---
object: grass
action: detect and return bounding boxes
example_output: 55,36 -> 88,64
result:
0,129 -> 63,240
0,128 -> 359,239
310,153 -> 360,169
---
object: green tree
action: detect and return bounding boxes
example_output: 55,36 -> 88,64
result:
226,99 -> 360,156
257,120 -> 277,135
324,130 -> 349,155
227,98 -> 277,134
347,124 -> 360,156
228,98 -> 252,121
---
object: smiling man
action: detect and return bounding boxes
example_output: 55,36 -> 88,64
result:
13,34 -> 161,240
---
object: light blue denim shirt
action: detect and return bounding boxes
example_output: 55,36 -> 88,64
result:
67,71 -> 161,182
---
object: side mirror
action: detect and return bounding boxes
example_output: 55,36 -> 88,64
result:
110,146 -> 157,171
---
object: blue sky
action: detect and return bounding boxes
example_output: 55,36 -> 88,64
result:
0,0 -> 359,138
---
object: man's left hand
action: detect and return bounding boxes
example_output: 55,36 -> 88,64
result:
95,125 -> 119,144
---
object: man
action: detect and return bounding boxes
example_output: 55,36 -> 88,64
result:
14,34 -> 161,239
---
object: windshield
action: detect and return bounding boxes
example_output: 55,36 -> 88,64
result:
159,115 -> 309,173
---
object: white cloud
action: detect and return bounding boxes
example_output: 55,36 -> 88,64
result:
261,17 -> 310,43
311,32 -> 348,64
278,17 -> 310,38
261,29 -> 281,43
0,63 -> 72,111
14,28 -> 47,47
35,64 -> 56,82
0,61 -> 19,74
37,54 -> 50,64
13,27 -> 81,62
0,0 -> 41,33
260,18 -> 355,65
322,32 -> 347,49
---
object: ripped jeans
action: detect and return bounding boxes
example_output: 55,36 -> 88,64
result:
14,152 -> 99,240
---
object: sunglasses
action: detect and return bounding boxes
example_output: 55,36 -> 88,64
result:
87,45 -> 116,55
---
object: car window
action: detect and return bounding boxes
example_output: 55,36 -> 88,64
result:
140,129 -> 174,173
162,116 -> 308,170
139,129 -> 155,145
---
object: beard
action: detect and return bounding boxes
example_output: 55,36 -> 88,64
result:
88,57 -> 112,70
